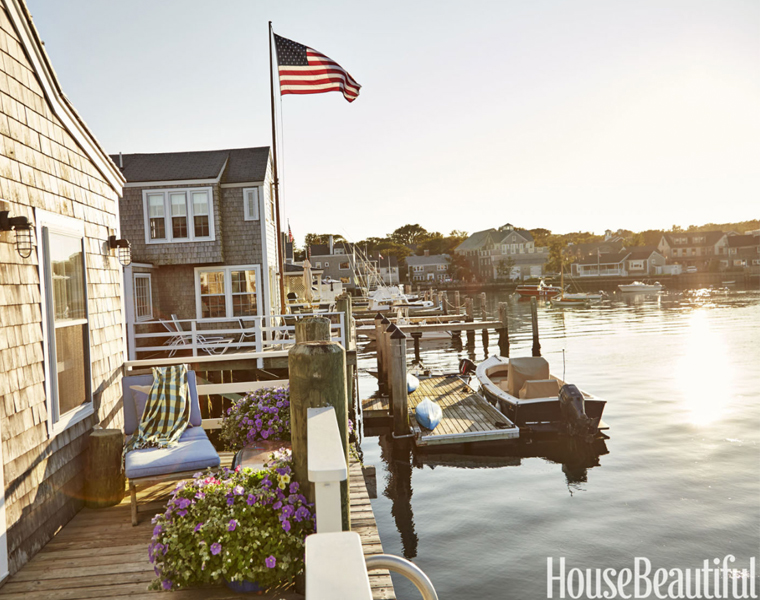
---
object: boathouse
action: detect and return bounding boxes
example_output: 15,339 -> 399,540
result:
0,0 -> 126,578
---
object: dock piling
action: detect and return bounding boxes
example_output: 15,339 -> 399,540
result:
498,302 -> 510,357
480,292 -> 487,320
455,291 -> 461,314
465,297 -> 475,345
411,331 -> 422,363
374,313 -> 386,393
295,316 -> 331,343
389,328 -> 410,437
531,297 -> 541,357
441,291 -> 448,315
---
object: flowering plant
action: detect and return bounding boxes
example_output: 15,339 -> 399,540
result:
149,449 -> 314,591
220,386 -> 290,451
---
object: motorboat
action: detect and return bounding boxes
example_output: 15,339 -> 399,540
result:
465,355 -> 607,437
550,295 -> 588,307
561,291 -> 607,301
618,281 -> 663,293
515,280 -> 562,298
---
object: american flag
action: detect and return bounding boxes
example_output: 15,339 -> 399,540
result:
287,222 -> 294,243
274,33 -> 361,103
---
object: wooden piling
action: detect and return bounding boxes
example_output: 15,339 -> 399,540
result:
498,302 -> 510,357
480,292 -> 487,320
465,297 -> 475,344
335,295 -> 355,413
411,331 -> 422,363
455,291 -> 461,314
432,291 -> 439,307
441,291 -> 448,315
531,296 -> 541,357
84,429 -> 124,508
389,328 -> 410,437
295,316 -> 331,343
384,323 -> 399,401
374,313 -> 386,393
289,339 -> 350,529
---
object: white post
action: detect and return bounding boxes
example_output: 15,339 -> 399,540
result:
256,316 -> 264,368
190,321 -> 198,357
307,406 -> 347,534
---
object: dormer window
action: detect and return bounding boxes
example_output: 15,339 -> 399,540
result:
143,187 -> 215,243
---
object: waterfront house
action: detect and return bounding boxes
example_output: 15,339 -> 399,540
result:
657,231 -> 728,272
367,252 -> 399,285
624,247 -> 666,277
455,224 -> 548,280
571,251 -> 631,277
725,233 -> 760,273
0,0 -> 126,577
112,147 -> 281,358
407,252 -> 450,283
309,240 -> 360,289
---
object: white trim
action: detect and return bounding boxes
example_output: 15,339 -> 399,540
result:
142,187 -> 215,244
125,178 -> 217,188
243,187 -> 261,221
35,209 -> 94,438
3,0 -> 125,193
133,273 -> 153,321
0,405 -> 7,582
260,188 -> 272,319
194,264 -> 262,321
130,262 -> 155,269
221,180 -> 265,189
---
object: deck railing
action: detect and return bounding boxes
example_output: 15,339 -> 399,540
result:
127,311 -> 346,364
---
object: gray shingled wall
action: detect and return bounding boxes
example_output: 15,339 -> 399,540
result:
221,187 -> 263,266
0,5 -> 124,575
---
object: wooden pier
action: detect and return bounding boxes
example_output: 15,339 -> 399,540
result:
362,376 -> 519,447
0,453 -> 394,600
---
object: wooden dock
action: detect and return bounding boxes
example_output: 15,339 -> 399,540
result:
362,376 -> 520,447
0,453 -> 394,600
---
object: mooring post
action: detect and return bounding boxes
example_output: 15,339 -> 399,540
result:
441,291 -> 448,315
384,323 -> 399,404
455,291 -> 461,314
335,294 -> 355,414
289,338 -> 350,530
411,331 -> 422,363
480,292 -> 487,320
295,316 -> 331,343
432,291 -> 438,307
380,315 -> 391,394
498,302 -> 510,357
465,297 -> 475,345
389,328 -> 410,437
374,313 -> 385,392
531,296 -> 541,357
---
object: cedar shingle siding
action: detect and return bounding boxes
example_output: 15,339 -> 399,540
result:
0,1 -> 125,575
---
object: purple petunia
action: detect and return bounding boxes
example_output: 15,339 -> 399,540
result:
282,519 -> 291,532
227,496 -> 234,506
265,555 -> 276,569
175,497 -> 192,510
228,519 -> 237,532
247,494 -> 257,506
211,542 -> 222,555
233,485 -> 245,496
162,579 -> 173,590
194,522 -> 203,533
153,524 -> 163,537
273,501 -> 282,510
176,509 -> 187,517
289,481 -> 299,494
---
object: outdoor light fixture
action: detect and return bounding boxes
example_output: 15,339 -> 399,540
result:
0,210 -> 34,258
108,235 -> 132,266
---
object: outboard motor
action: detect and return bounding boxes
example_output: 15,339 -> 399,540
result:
559,384 -> 597,438
459,358 -> 477,376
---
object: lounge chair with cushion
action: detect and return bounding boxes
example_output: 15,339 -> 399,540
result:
122,370 -> 220,525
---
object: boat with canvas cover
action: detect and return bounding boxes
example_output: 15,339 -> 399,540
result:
515,280 -> 562,298
618,281 -> 663,293
465,355 -> 607,437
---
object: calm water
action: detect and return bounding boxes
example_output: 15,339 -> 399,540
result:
356,288 -> 760,599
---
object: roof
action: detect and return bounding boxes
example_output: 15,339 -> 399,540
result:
406,254 -> 450,266
110,147 -> 270,183
455,229 -> 493,252
626,246 -> 661,260
494,227 -> 534,243
727,234 -> 760,248
567,240 -> 625,255
661,231 -> 725,247
308,242 -> 354,256
576,251 -> 630,265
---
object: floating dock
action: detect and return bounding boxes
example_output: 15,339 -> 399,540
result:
362,375 -> 519,447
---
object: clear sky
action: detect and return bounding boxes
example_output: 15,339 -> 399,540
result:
27,0 -> 759,244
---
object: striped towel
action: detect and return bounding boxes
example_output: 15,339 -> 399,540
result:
125,364 -> 190,454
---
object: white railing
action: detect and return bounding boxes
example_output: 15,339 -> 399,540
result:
307,407 -> 347,533
127,312 -> 346,363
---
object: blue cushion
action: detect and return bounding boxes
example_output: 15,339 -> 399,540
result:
125,427 -> 220,479
122,371 -> 203,435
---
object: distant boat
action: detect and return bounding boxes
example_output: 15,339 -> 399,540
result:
561,291 -> 607,301
516,280 -> 562,298
618,281 -> 663,293
469,355 -> 607,437
551,295 -> 588,307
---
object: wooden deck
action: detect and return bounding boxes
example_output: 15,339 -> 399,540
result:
0,453 -> 394,599
409,376 -> 519,446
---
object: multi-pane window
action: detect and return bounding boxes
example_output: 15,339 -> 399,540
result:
339,262 -> 350,270
38,212 -> 92,434
143,188 -> 214,243
134,274 -> 153,321
243,187 -> 260,221
196,266 -> 260,320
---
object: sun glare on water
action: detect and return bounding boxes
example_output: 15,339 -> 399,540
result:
675,310 -> 735,427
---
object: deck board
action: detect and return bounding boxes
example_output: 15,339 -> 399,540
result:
3,452 -> 393,600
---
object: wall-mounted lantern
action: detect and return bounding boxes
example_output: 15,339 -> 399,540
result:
0,211 -> 34,258
108,235 -> 132,266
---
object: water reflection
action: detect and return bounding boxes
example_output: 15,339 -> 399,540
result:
378,436 -> 418,560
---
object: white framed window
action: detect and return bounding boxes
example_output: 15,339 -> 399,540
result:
437,265 -> 447,271
629,260 -> 645,270
37,211 -> 93,436
195,265 -> 261,320
142,187 -> 215,244
413,266 -> 424,272
314,262 -> 321,268
243,187 -> 260,221
134,273 -> 153,321
339,261 -> 350,270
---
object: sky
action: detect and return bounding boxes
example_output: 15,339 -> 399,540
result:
26,0 -> 760,245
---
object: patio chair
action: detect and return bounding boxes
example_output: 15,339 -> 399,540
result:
162,315 -> 231,356
122,370 -> 220,525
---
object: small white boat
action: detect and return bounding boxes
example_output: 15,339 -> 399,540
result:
550,295 -> 588,307
468,355 -> 607,437
561,291 -> 607,301
618,281 -> 663,293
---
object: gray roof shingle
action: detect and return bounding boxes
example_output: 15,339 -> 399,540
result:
406,254 -> 450,266
110,147 -> 270,184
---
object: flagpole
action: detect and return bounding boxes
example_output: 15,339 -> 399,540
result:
269,21 -> 287,314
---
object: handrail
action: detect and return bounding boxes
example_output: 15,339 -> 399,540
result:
365,554 -> 439,600
307,406 -> 347,533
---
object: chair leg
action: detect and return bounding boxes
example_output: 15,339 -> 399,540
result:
130,482 -> 138,526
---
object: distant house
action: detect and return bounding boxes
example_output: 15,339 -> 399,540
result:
308,240 -> 399,288
407,253 -> 450,282
725,233 -> 760,272
113,147 -> 281,358
657,231 -> 728,272
0,0 -> 126,577
565,240 -> 625,261
571,251 -> 631,277
625,247 -> 666,277
455,224 -> 548,280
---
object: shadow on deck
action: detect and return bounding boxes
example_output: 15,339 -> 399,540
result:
1,454 -> 394,600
